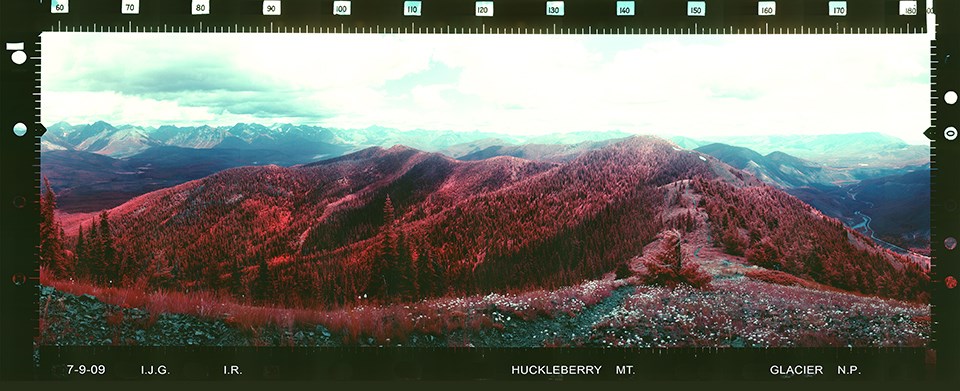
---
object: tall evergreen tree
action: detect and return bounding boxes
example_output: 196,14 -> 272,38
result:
396,233 -> 418,301
75,224 -> 87,279
147,252 -> 174,289
253,254 -> 272,303
40,177 -> 66,277
60,226 -> 73,276
229,258 -> 243,298
87,219 -> 102,281
98,211 -> 118,285
430,251 -> 448,296
368,195 -> 398,300
416,244 -> 435,297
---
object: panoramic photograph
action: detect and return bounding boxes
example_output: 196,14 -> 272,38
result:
38,33 -> 931,348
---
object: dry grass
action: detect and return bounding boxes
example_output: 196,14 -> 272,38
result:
41,267 -> 623,345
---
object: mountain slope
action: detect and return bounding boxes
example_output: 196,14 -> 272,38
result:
694,143 -> 930,251
852,169 -> 930,250
701,133 -> 928,168
60,137 -> 928,310
42,146 -> 309,212
456,139 -> 625,162
694,143 -> 853,188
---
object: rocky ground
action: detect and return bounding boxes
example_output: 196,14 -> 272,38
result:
39,274 -> 929,349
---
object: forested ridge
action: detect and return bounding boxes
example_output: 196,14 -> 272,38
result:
40,136 -> 929,310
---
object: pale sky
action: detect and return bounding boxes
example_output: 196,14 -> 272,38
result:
42,33 -> 930,145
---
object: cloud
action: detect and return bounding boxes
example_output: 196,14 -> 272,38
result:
42,91 -> 288,126
41,33 -> 929,144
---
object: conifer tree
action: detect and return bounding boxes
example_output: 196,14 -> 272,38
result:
430,250 -> 448,296
253,254 -> 272,303
229,258 -> 244,298
396,233 -> 418,300
98,211 -> 118,285
75,224 -> 87,279
40,177 -> 66,277
368,195 -> 399,300
416,244 -> 436,297
88,219 -> 102,280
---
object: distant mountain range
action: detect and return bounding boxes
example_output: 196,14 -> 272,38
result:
46,121 -> 927,168
44,121 -> 348,160
693,143 -> 855,189
42,121 -> 635,159
669,133 -> 928,168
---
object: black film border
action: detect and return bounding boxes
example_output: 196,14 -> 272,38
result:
1,0 -> 957,382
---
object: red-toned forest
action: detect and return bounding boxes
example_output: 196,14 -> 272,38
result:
40,136 -> 929,312
696,177 -> 929,302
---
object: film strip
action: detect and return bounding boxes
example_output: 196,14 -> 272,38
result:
9,0 -> 944,33
1,0 -> 958,383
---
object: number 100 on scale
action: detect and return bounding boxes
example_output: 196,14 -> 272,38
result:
333,1 -> 351,15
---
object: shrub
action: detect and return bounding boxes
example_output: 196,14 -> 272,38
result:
639,230 -> 711,289
745,238 -> 781,270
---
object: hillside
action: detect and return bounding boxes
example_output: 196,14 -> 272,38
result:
694,143 -> 853,188
42,163 -> 930,348
688,133 -> 928,168
455,139 -> 624,162
851,169 -> 931,250
693,143 -> 930,252
42,147 -> 307,212
43,123 -> 931,256
54,136 -> 928,312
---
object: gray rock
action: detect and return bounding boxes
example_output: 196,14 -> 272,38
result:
315,325 -> 331,338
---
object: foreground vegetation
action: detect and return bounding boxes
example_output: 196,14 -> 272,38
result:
40,271 -> 928,348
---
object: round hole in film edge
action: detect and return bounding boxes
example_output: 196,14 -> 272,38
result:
945,127 -> 958,141
12,122 -> 27,137
10,50 -> 26,65
945,91 -> 958,105
946,276 -> 958,290
946,237 -> 958,251
11,273 -> 27,286
12,196 -> 26,208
